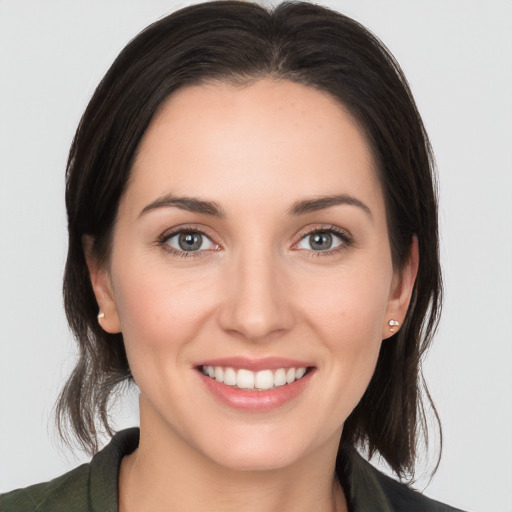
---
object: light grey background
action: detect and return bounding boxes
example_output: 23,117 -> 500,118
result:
1,1 -> 511,511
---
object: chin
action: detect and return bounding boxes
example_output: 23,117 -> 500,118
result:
205,442 -> 305,472
192,423 -> 333,473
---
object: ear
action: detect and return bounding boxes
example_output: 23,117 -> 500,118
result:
382,236 -> 419,339
82,235 -> 121,334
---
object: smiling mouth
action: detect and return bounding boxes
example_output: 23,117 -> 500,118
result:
199,365 -> 310,391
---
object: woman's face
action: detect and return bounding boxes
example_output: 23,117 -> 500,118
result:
91,79 -> 416,471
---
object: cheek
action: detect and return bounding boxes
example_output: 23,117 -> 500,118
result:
111,261 -> 219,353
297,264 -> 390,405
300,264 -> 391,344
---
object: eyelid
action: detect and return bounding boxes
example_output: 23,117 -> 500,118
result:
158,225 -> 221,256
156,223 -> 352,257
292,225 -> 353,253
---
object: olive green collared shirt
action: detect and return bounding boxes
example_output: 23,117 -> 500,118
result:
1,429 -> 466,512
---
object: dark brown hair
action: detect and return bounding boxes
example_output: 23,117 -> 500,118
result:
58,0 -> 442,479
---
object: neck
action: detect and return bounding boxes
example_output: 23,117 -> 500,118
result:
119,403 -> 347,512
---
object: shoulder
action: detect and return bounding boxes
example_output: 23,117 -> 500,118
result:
0,428 -> 139,512
367,463 -> 466,512
338,445 -> 468,512
0,463 -> 91,512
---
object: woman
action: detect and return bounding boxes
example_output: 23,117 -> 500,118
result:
1,1 -> 469,510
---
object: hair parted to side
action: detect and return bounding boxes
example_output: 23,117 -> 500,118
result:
58,0 -> 442,479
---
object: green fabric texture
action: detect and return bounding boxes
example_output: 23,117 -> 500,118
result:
1,428 -> 465,512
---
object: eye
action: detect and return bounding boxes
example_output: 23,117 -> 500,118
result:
164,231 -> 217,253
296,229 -> 348,252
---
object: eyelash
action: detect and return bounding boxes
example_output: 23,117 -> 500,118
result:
157,225 -> 353,258
295,225 -> 353,257
158,226 -> 219,258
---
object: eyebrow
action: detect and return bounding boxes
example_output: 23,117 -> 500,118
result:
288,194 -> 372,218
138,194 -> 226,218
139,192 -> 371,219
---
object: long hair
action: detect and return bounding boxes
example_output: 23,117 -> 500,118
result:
58,1 -> 442,479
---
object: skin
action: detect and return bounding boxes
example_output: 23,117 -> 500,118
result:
87,79 -> 418,512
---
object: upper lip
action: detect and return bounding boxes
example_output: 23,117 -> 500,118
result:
194,357 -> 313,372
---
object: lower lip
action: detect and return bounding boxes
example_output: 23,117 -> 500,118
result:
198,370 -> 313,412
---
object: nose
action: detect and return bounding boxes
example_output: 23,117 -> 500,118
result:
217,249 -> 295,342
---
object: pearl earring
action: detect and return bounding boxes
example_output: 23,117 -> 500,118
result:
97,312 -> 105,321
388,319 -> 399,333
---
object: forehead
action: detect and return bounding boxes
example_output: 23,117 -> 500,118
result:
127,79 -> 383,216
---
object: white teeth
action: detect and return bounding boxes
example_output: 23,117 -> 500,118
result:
214,366 -> 224,383
224,367 -> 237,386
295,367 -> 306,379
202,365 -> 308,391
274,368 -> 287,387
237,369 -> 255,389
255,370 -> 274,390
